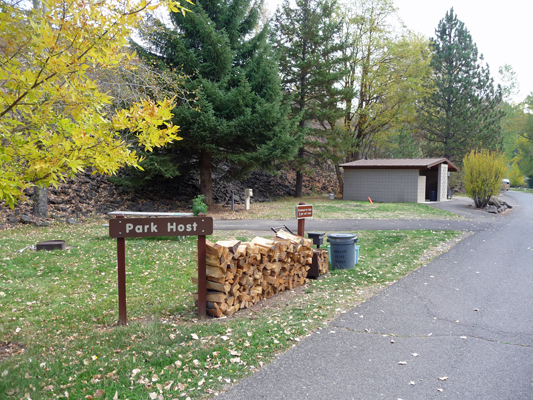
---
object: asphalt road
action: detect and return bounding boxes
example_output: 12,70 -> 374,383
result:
216,192 -> 533,399
213,196 -> 502,235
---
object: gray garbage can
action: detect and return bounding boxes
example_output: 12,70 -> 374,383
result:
327,233 -> 358,269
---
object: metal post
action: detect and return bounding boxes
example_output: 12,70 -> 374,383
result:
116,215 -> 127,325
231,192 -> 234,212
197,235 -> 207,317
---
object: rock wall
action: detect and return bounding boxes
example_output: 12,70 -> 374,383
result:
0,168 -> 339,228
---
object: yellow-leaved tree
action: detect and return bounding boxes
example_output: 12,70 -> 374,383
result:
463,149 -> 507,209
0,0 -> 192,210
508,162 -> 524,187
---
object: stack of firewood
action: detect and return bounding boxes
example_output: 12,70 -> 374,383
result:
314,249 -> 330,276
192,229 -> 313,317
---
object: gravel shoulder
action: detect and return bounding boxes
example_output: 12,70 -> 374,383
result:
426,193 -> 516,219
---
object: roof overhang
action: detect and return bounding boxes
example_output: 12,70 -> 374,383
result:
340,158 -> 459,172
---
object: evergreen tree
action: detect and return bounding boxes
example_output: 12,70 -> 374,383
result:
418,8 -> 503,163
134,0 -> 300,205
271,0 -> 349,197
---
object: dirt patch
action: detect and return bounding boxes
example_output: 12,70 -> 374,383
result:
0,341 -> 25,363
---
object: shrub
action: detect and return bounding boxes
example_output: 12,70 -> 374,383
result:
508,162 -> 524,187
463,149 -> 507,208
192,194 -> 208,216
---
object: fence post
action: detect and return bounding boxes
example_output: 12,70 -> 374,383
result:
116,214 -> 127,325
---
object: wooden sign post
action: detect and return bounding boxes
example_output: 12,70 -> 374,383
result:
109,215 -> 214,324
295,203 -> 313,237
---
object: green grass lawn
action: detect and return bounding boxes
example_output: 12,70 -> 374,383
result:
221,196 -> 463,220
0,220 -> 461,399
510,187 -> 533,194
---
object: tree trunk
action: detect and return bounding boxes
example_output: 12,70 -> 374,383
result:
32,185 -> 48,218
294,147 -> 304,198
295,170 -> 303,198
335,165 -> 343,199
200,149 -> 214,207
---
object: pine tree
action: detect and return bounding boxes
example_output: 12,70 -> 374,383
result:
418,8 -> 503,163
271,0 -> 349,197
134,0 -> 300,205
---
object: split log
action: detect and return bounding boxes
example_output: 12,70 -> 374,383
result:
206,240 -> 224,257
233,244 -> 248,259
206,265 -> 225,280
275,229 -> 313,248
193,291 -> 227,303
207,308 -> 224,318
191,277 -> 230,294
216,240 -> 242,254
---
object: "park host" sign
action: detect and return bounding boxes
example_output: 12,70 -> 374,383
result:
109,217 -> 213,238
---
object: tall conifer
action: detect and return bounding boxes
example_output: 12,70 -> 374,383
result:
271,0 -> 349,197
418,8 -> 503,163
134,0 -> 300,205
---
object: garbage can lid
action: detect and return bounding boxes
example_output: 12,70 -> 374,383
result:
327,233 -> 358,243
307,232 -> 325,238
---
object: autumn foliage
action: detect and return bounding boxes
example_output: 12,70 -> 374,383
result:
0,0 -> 191,207
463,149 -> 507,208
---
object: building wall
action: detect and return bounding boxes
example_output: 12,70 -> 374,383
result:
417,175 -> 426,203
438,163 -> 448,201
343,169 -> 421,203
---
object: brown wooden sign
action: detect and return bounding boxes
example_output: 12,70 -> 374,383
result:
296,204 -> 313,219
109,215 -> 212,324
109,217 -> 213,238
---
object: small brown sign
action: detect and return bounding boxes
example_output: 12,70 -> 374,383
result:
296,205 -> 313,219
109,217 -> 213,238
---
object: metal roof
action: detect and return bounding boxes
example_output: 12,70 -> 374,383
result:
340,158 -> 459,172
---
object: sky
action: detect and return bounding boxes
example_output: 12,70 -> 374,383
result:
265,0 -> 533,104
